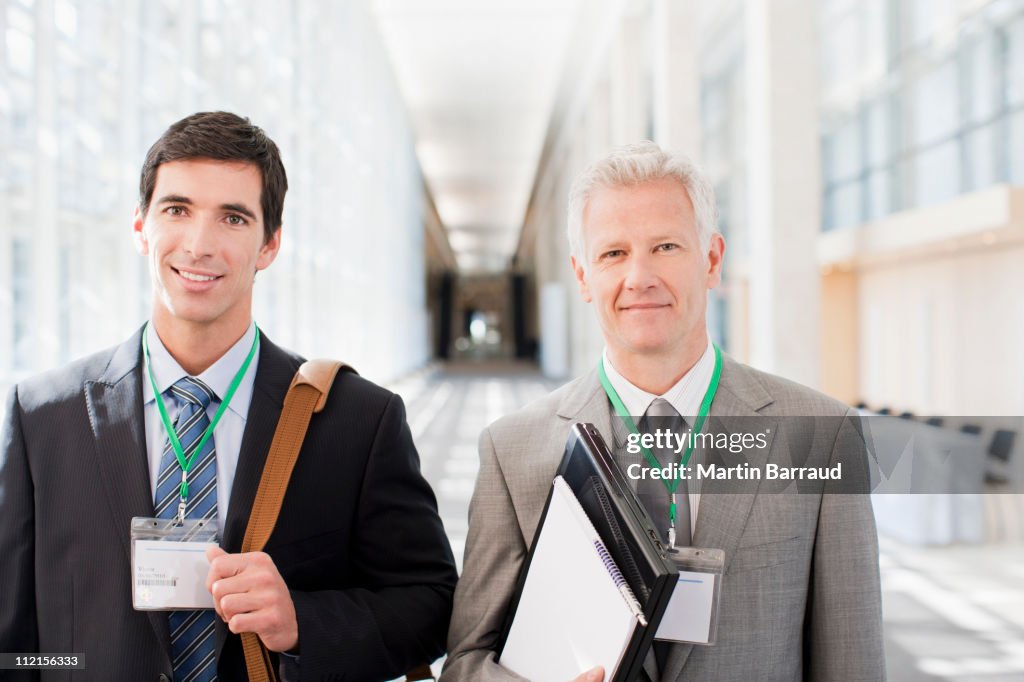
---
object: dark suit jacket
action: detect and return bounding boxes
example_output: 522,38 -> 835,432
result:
0,327 -> 457,682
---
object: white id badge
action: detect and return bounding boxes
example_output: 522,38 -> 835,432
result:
655,547 -> 725,645
130,517 -> 219,611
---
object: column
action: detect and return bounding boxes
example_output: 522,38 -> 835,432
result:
744,0 -> 822,387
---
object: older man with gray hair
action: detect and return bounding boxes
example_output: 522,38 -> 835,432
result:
441,141 -> 884,681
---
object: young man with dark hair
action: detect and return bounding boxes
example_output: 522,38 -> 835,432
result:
0,111 -> 457,682
138,111 -> 288,245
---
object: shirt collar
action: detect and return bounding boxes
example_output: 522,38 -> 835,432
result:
601,332 -> 715,418
142,322 -> 259,419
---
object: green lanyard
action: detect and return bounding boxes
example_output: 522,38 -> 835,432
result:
142,323 -> 260,521
598,343 -> 722,543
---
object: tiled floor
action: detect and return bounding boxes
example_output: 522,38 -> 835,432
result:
392,361 -> 559,572
880,539 -> 1024,680
392,362 -> 1024,681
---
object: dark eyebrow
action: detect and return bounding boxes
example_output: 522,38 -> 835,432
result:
221,203 -> 258,221
156,194 -> 193,205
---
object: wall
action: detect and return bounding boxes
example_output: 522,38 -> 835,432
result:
0,0 -> 435,415
857,240 -> 1024,416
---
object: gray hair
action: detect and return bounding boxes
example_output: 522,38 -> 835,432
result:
567,141 -> 719,264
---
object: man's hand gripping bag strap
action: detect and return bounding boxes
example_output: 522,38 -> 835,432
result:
238,360 -> 440,682
240,359 -> 347,682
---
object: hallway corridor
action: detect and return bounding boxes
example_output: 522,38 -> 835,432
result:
392,362 -> 560,570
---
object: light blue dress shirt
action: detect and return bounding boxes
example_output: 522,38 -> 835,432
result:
142,322 -> 260,529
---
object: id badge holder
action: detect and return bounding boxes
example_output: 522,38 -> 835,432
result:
130,517 -> 219,611
655,547 -> 725,645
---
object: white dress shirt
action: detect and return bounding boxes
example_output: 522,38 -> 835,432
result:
601,333 -> 716,535
142,322 -> 260,528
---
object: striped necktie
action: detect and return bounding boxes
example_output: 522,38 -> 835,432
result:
154,376 -> 219,682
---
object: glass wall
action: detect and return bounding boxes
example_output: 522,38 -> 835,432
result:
820,0 -> 1024,231
698,0 -> 746,350
0,0 -> 431,409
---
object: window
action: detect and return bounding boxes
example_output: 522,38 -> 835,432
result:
0,0 -> 435,378
12,238 -> 32,371
964,34 -> 998,123
911,61 -> 959,148
964,123 -> 997,190
1010,110 -> 1024,182
908,0 -> 957,47
866,167 -> 895,219
5,5 -> 34,76
865,96 -> 893,167
829,116 -> 864,181
820,1 -> 1024,229
1005,14 -> 1024,106
913,140 -> 960,207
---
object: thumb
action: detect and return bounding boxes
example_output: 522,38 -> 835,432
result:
204,545 -> 229,619
583,667 -> 604,682
205,545 -> 228,562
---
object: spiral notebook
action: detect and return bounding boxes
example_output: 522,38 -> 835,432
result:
498,476 -> 647,682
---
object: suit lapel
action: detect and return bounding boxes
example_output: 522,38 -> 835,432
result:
214,333 -> 299,660
83,326 -> 172,659
219,334 -> 297,552
662,354 -> 777,681
510,370 -> 613,543
556,368 -> 614,444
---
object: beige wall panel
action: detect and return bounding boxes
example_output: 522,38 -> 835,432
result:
858,244 -> 1024,415
820,270 -> 859,404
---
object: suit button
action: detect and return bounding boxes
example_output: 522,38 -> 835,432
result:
158,675 -> 170,682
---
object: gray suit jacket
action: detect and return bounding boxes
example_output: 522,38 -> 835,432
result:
442,354 -> 884,681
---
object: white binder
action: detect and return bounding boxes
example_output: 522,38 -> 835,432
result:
499,476 -> 646,682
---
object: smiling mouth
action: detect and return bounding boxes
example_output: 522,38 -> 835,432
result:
622,304 -> 669,311
172,267 -> 222,283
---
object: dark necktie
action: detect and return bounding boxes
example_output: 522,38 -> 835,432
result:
637,398 -> 692,548
638,398 -> 692,674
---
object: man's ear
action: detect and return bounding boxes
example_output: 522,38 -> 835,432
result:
133,206 -> 149,255
256,227 -> 283,271
571,254 -> 592,303
705,233 -> 726,289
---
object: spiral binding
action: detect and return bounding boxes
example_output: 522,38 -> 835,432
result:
595,539 -> 632,591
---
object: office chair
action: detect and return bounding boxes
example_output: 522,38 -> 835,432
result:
985,429 -> 1017,485
988,430 -> 1017,463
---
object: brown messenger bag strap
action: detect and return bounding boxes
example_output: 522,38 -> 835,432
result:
238,360 -> 438,682
240,359 -> 347,682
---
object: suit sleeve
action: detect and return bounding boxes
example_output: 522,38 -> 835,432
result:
440,426 -> 529,682
288,393 -> 457,681
0,386 -> 40,682
805,409 -> 886,680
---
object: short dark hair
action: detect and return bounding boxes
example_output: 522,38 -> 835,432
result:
139,111 -> 288,243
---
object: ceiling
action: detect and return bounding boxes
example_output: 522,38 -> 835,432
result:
371,0 -> 583,272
